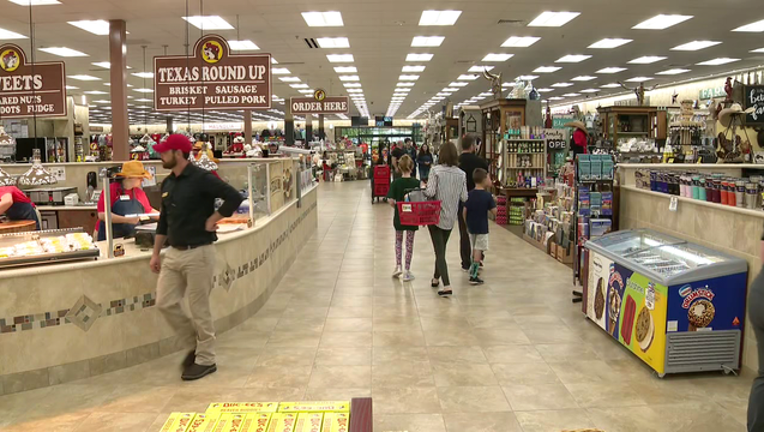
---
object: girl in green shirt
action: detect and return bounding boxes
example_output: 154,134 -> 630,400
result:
387,155 -> 420,282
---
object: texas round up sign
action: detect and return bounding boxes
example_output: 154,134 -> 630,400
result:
154,34 -> 271,111
0,43 -> 66,119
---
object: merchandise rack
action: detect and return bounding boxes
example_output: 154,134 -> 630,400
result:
501,138 -> 547,188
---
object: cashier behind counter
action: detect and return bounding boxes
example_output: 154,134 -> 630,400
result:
96,160 -> 159,241
0,185 -> 41,229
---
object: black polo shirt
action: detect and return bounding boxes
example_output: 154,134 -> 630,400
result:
157,163 -> 244,247
459,152 -> 489,191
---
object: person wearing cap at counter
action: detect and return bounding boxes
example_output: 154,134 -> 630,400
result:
149,134 -> 244,381
0,185 -> 40,229
96,160 -> 158,241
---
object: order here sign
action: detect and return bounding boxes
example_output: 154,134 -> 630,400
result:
154,34 -> 271,111
290,95 -> 349,115
0,43 -> 66,119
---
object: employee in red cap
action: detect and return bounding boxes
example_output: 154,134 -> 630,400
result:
0,185 -> 40,229
150,134 -> 243,381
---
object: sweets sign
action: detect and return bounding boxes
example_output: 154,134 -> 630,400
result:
0,43 -> 66,119
154,34 -> 271,111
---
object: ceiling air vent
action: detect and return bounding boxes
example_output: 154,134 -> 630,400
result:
304,38 -> 319,49
497,19 -> 524,26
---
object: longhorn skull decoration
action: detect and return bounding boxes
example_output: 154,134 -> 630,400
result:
482,68 -> 503,100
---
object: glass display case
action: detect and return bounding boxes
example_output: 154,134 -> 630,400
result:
583,228 -> 747,376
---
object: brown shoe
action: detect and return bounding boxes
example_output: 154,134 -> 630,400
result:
182,363 -> 217,381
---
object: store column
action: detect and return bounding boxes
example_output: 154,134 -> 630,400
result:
305,114 -> 313,144
109,20 -> 129,161
284,103 -> 294,146
166,117 -> 173,133
244,110 -> 252,143
318,114 -> 325,141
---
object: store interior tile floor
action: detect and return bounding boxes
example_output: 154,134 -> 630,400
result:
0,181 -> 754,432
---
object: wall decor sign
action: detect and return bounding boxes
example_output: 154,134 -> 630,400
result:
0,43 -> 66,119
743,85 -> 764,126
154,34 -> 271,111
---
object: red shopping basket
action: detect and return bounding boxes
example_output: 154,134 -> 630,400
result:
397,201 -> 441,226
374,165 -> 390,178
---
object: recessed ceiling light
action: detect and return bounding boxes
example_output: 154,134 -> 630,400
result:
571,76 -> 597,81
671,40 -> 721,51
0,27 -> 26,39
751,48 -> 764,53
419,10 -> 462,26
656,68 -> 691,75
412,36 -> 444,47
600,83 -> 622,88
528,11 -> 580,27
468,65 -> 494,72
228,40 -> 260,50
347,89 -> 363,93
39,47 -> 88,57
326,54 -> 354,62
406,53 -> 433,62
449,81 -> 469,87
301,11 -> 344,27
549,96 -> 566,101
397,82 -> 416,87
502,82 -> 515,87
556,54 -> 591,63
279,77 -> 301,82
290,83 -> 309,89
633,14 -> 693,30
534,66 -> 562,73
628,56 -> 667,64
552,82 -> 573,87
733,18 -> 764,32
298,89 -> 314,94
402,65 -> 426,72
697,57 -> 740,66
517,75 -> 540,80
343,82 -> 362,88
316,37 -> 350,48
133,88 -> 153,93
334,66 -> 357,73
340,75 -> 360,81
458,74 -> 479,80
68,74 -> 100,81
588,38 -> 632,49
271,68 -> 291,75
537,88 -> 554,92
501,36 -> 541,47
597,67 -> 627,74
626,76 -> 653,82
399,75 -> 420,81
482,53 -> 514,62
84,90 -> 108,95
563,93 -> 581,97
65,85 -> 79,90
132,72 -> 154,79
580,89 -> 600,93
182,16 -> 233,30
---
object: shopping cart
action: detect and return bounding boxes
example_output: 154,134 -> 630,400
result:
397,188 -> 441,226
371,165 -> 391,203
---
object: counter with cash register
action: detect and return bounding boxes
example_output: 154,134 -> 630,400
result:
0,158 -> 318,395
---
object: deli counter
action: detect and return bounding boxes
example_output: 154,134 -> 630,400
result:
583,229 -> 748,377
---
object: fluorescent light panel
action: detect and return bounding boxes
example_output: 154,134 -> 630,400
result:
600,83 -> 622,88
334,66 -> 357,73
419,10 -> 462,26
411,36 -> 444,47
671,40 -> 721,51
628,56 -> 667,64
228,40 -> 259,50
0,27 -> 26,39
597,67 -> 627,74
517,75 -> 539,80
402,65 -> 426,72
182,16 -> 233,30
552,82 -> 573,87
406,53 -> 433,61
84,90 -> 107,95
301,11 -> 343,27
656,68 -> 691,75
696,57 -> 739,66
501,36 -> 540,47
133,88 -> 153,93
326,54 -> 354,62
132,72 -> 154,78
68,74 -> 100,81
316,37 -> 349,48
468,65 -> 494,72
556,54 -> 591,63
343,82 -> 362,87
588,38 -> 632,49
298,89 -> 313,94
733,19 -> 764,32
289,83 -> 309,89
339,75 -> 360,81
271,68 -> 291,75
8,0 -> 60,5
67,20 -> 113,35
626,76 -> 653,82
397,82 -> 415,87
39,47 -> 87,57
537,88 -> 554,92
482,53 -> 514,62
572,76 -> 597,81
534,66 -> 561,73
633,14 -> 693,30
528,11 -> 580,27
399,75 -> 419,81
563,93 -> 581,97
580,89 -> 599,93
458,74 -> 479,80
278,76 -> 301,82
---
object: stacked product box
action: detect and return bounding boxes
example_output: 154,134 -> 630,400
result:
509,197 -> 525,225
495,195 -> 507,225
576,154 -> 614,180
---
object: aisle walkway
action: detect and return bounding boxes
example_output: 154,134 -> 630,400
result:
0,181 -> 752,432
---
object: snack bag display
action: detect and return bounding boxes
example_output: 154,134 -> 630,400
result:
207,402 -> 279,414
266,413 -> 297,432
161,413 -> 197,432
278,402 -> 350,413
186,414 -> 220,432
320,413 -> 349,432
294,413 -> 323,432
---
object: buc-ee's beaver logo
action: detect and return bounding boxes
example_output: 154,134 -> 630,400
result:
202,41 -> 223,64
0,48 -> 21,72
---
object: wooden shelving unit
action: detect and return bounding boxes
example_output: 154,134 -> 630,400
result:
500,138 -> 547,187
480,99 -> 529,180
597,106 -> 667,144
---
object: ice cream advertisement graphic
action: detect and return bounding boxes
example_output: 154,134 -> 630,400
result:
667,274 -> 747,333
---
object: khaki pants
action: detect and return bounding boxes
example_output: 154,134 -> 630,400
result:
156,245 -> 216,366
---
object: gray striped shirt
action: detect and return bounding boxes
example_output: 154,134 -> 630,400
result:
424,165 -> 468,230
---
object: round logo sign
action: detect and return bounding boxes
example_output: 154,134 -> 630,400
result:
201,41 -> 223,64
0,48 -> 21,72
314,89 -> 326,102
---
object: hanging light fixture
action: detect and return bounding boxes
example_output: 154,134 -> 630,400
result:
17,149 -> 57,186
0,126 -> 16,185
193,142 -> 218,171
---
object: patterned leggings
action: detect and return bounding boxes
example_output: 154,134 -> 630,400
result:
395,230 -> 416,270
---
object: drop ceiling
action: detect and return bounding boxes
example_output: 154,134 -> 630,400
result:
0,0 -> 763,124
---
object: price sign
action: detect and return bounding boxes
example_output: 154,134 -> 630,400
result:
669,196 -> 678,212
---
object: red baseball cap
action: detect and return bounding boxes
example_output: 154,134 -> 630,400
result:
153,134 -> 193,154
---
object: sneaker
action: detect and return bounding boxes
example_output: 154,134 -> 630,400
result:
182,363 -> 217,381
402,271 -> 415,282
392,266 -> 403,278
470,276 -> 485,285
438,288 -> 453,297
181,350 -> 196,370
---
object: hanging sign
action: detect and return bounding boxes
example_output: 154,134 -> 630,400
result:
743,85 -> 764,126
290,89 -> 349,115
0,43 -> 66,119
154,34 -> 271,112
544,128 -> 568,151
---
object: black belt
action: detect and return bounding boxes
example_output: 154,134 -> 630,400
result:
172,244 -> 210,251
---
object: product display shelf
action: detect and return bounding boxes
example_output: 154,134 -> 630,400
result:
500,138 -> 547,188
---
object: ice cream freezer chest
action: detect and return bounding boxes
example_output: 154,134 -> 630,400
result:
583,229 -> 748,376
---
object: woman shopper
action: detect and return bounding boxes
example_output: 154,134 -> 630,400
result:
423,142 -> 468,296
386,155 -> 419,282
417,144 -> 434,182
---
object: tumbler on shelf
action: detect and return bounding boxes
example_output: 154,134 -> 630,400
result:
735,180 -> 745,208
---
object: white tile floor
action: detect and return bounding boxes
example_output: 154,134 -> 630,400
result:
0,180 -> 753,432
